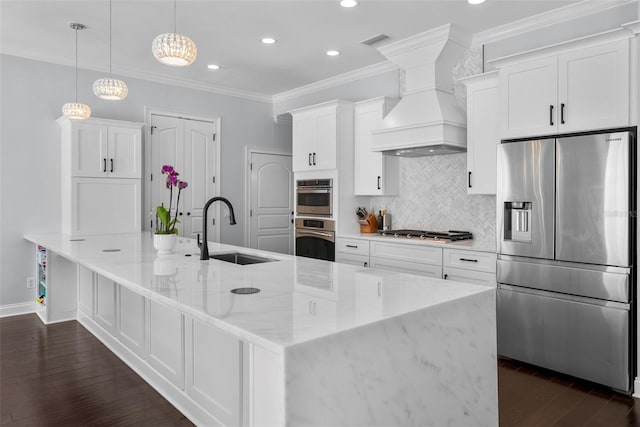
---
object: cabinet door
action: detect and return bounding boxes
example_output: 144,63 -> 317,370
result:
467,78 -> 499,195
185,318 -> 242,426
500,56 -> 557,138
558,39 -> 629,133
71,122 -> 109,177
354,105 -> 385,195
117,286 -> 145,358
94,274 -> 117,335
335,252 -> 369,268
107,126 -> 141,178
146,299 -> 184,389
314,109 -> 337,170
443,267 -> 496,287
70,178 -> 141,235
77,265 -> 94,316
292,115 -> 315,172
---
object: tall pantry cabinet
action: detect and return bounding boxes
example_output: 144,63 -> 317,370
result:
58,117 -> 143,236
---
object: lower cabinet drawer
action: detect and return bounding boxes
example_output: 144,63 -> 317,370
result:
335,237 -> 370,256
336,252 -> 369,268
443,249 -> 496,273
370,257 -> 442,279
371,241 -> 441,265
443,267 -> 496,287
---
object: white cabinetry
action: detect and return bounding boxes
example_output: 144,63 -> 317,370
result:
290,100 -> 353,172
94,274 -> 117,335
370,241 -> 442,278
354,97 -> 399,195
461,72 -> 499,195
443,248 -> 496,287
335,237 -> 370,267
146,299 -> 185,389
34,248 -> 78,324
59,117 -> 143,236
117,285 -> 145,358
185,317 -> 243,427
497,36 -> 630,139
77,265 -> 94,316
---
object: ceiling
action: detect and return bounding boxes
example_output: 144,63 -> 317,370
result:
1,0 -> 579,99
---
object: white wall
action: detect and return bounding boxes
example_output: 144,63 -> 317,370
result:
0,54 -> 289,307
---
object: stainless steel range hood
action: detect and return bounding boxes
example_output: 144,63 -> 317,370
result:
371,24 -> 470,157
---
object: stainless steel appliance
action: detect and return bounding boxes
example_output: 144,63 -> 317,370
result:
296,179 -> 333,217
379,229 -> 473,243
295,218 -> 335,261
497,129 -> 636,393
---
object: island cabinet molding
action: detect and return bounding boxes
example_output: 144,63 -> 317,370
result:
460,72 -> 499,195
117,285 -> 145,358
146,299 -> 185,390
353,97 -> 400,196
494,32 -> 631,139
77,265 -> 94,317
289,100 -> 354,172
58,117 -> 143,236
94,274 -> 117,335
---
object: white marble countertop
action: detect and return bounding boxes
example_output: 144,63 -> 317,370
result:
24,232 -> 493,354
338,232 -> 497,252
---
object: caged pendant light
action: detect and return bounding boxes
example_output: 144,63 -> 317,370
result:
152,0 -> 197,66
93,0 -> 128,100
62,23 -> 91,120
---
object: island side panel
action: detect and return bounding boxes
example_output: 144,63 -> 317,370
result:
284,289 -> 498,427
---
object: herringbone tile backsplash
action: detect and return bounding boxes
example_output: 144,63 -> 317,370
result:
370,154 -> 496,250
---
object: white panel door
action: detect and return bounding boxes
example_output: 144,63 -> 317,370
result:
94,274 -> 116,335
500,56 -> 558,138
72,122 -> 108,177
108,126 -> 142,178
249,152 -> 293,255
292,114 -> 315,172
151,115 -> 183,227
185,318 -> 242,426
354,104 -> 384,195
71,178 -> 141,235
146,299 -> 184,389
558,39 -> 630,133
117,285 -> 145,358
77,265 -> 94,316
182,119 -> 216,239
314,109 -> 337,170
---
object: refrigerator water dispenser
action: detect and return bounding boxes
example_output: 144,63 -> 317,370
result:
504,202 -> 532,242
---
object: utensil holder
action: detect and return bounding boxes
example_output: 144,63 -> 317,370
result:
358,214 -> 378,233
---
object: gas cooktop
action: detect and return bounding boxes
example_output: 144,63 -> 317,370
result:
378,229 -> 473,242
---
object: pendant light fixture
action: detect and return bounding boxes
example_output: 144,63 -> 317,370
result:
151,0 -> 197,66
62,23 -> 91,120
93,0 -> 128,100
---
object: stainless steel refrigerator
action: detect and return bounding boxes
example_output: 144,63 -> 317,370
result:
497,129 -> 636,393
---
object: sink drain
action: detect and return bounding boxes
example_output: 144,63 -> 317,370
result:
230,287 -> 260,295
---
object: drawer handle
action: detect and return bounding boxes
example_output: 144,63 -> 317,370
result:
459,258 -> 478,263
346,244 -> 358,249
443,274 -> 448,280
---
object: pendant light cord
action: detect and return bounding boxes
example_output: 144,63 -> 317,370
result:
109,0 -> 112,76
74,26 -> 78,102
174,0 -> 177,34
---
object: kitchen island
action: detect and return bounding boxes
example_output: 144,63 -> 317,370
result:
24,232 -> 498,427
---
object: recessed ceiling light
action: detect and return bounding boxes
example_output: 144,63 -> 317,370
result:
261,37 -> 277,44
340,0 -> 358,7
207,64 -> 220,70
468,0 -> 486,4
326,50 -> 340,56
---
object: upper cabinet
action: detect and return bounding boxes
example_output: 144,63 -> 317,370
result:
353,97 -> 400,196
496,35 -> 630,139
69,120 -> 142,178
461,72 -> 499,195
290,100 -> 353,172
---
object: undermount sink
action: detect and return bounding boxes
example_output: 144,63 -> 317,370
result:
209,252 -> 276,265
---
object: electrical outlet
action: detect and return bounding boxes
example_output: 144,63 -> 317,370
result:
26,277 -> 35,289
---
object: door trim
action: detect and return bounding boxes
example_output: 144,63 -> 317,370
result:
144,107 -> 221,241
243,147 -> 293,249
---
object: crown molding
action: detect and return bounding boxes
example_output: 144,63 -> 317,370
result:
472,0 -> 638,46
0,48 -> 272,103
271,61 -> 398,104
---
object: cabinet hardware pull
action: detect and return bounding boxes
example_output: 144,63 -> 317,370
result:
103,158 -> 107,172
312,152 -> 316,165
179,212 -> 183,216
308,153 -> 312,166
468,171 -> 472,188
560,103 -> 565,124
364,262 -> 368,267
346,244 -> 358,248
377,176 -> 381,190
549,105 -> 554,126
444,274 -> 448,280
187,212 -> 191,216
110,158 -> 114,173
459,258 -> 478,262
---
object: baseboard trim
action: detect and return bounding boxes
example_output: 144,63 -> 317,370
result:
633,378 -> 640,399
76,311 -> 221,427
0,302 -> 36,318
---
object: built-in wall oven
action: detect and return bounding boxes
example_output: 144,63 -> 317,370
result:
296,179 -> 333,217
295,218 -> 335,261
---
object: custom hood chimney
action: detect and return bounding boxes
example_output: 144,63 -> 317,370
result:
371,24 -> 470,156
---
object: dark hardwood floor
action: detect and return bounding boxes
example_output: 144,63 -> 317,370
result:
2,314 -> 640,426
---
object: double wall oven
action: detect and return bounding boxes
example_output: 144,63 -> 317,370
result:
295,179 -> 335,261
